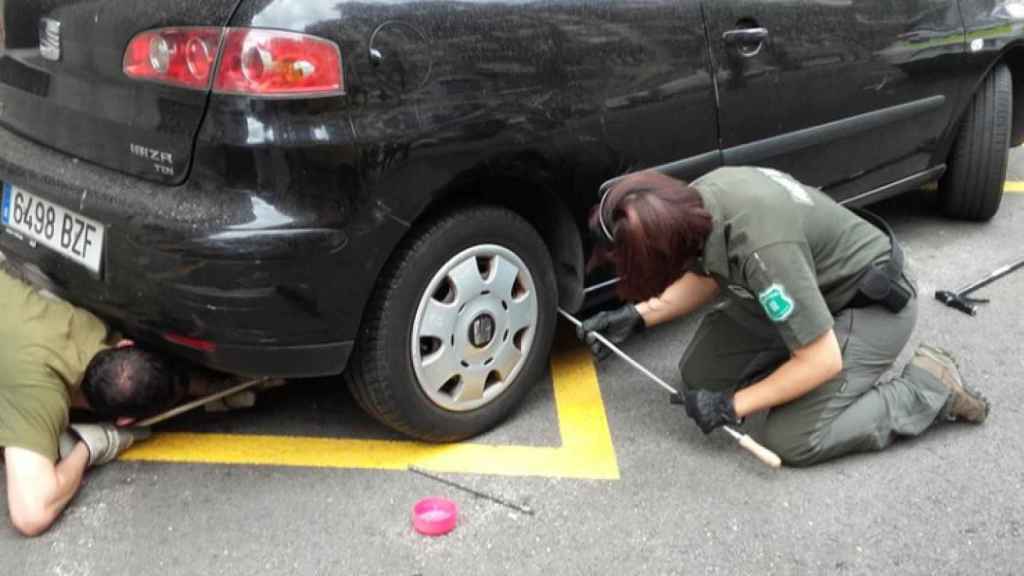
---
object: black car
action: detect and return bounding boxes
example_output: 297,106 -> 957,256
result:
0,0 -> 1020,441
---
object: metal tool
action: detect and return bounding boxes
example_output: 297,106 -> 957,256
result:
409,466 -> 535,515
134,377 -> 271,428
935,255 -> 1024,316
558,308 -> 782,468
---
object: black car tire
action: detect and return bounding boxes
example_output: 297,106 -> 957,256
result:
346,205 -> 557,441
939,63 -> 1012,221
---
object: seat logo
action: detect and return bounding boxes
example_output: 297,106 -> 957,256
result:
39,17 -> 61,61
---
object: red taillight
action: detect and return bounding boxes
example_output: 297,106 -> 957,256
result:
163,332 -> 218,353
123,27 -> 223,89
123,27 -> 343,97
214,28 -> 343,96
185,36 -> 215,82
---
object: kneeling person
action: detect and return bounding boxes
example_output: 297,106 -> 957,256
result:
580,167 -> 989,466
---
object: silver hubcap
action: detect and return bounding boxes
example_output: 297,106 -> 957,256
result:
411,244 -> 538,412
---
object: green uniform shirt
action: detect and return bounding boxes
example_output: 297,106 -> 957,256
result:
693,167 -> 892,351
0,270 -> 109,461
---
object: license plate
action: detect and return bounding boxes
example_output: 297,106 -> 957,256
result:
1,183 -> 105,274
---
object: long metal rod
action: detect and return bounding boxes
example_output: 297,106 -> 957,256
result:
561,309 -> 678,396
583,277 -> 621,294
558,308 -> 782,467
957,256 -> 1024,297
936,255 -> 1024,315
134,377 -> 270,427
409,466 -> 535,515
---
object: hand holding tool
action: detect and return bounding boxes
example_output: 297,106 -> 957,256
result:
576,304 -> 645,360
559,308 -> 782,468
60,378 -> 275,464
67,423 -> 151,466
682,389 -> 741,434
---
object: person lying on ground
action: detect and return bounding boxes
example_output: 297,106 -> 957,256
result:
0,267 -> 258,536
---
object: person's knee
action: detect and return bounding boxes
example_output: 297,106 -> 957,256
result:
776,445 -> 821,468
760,424 -> 823,468
677,312 -> 723,387
765,440 -> 821,468
9,500 -> 53,537
679,355 -> 708,390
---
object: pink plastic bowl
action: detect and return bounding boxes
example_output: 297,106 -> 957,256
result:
412,497 -> 458,536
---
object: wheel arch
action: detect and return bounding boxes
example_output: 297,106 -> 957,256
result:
999,45 -> 1024,146
932,48 -> 1020,168
410,152 -> 587,313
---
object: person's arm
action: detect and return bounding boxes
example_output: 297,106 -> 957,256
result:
4,443 -> 89,537
578,272 -> 719,360
733,242 -> 842,416
634,272 -> 720,327
683,243 -> 844,434
732,328 -> 842,418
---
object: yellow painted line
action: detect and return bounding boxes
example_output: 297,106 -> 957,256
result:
1005,181 -> 1024,194
122,343 -> 620,480
928,181 -> 1024,193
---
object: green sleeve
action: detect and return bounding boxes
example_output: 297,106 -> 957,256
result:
742,242 -> 834,351
0,366 -> 69,462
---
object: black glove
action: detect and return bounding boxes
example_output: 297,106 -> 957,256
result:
576,305 -> 645,360
683,389 -> 740,434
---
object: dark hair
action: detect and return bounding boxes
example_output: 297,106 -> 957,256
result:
82,347 -> 186,419
588,171 -> 713,302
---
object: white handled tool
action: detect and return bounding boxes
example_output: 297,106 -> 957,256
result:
559,308 -> 782,469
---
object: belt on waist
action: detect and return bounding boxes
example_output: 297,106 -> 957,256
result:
847,208 -> 914,313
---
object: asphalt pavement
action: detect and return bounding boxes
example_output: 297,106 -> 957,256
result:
4,153 -> 1024,575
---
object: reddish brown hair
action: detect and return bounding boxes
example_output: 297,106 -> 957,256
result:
589,171 -> 713,301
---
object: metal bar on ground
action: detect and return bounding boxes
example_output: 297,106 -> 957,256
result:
408,466 -> 535,515
956,256 -> 1024,297
935,255 -> 1024,315
558,308 -> 782,468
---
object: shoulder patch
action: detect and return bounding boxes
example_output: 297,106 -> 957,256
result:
758,283 -> 795,322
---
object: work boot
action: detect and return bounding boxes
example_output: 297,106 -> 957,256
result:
910,344 -> 989,423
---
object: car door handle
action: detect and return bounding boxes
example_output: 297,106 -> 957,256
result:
722,27 -> 769,45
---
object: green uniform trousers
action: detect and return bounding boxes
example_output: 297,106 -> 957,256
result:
679,296 -> 951,466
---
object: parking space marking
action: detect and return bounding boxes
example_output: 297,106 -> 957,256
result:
99,180 -> 1024,478
121,342 -> 620,479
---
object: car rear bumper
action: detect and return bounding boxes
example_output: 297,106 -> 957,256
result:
171,338 -> 354,378
0,121 -> 395,377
